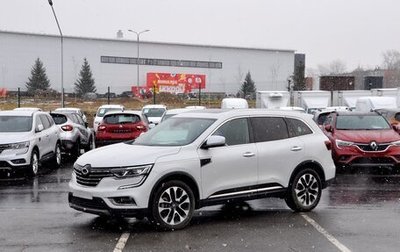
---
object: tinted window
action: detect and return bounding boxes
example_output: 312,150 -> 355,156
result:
142,108 -> 166,117
0,116 -> 33,132
286,118 -> 313,137
104,114 -> 141,124
51,114 -> 68,125
213,118 -> 250,146
251,117 -> 288,142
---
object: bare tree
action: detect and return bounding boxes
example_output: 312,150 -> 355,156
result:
318,59 -> 347,75
382,49 -> 400,87
382,49 -> 400,70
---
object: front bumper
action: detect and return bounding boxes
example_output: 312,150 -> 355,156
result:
333,147 -> 400,169
68,193 -> 148,218
68,172 -> 154,216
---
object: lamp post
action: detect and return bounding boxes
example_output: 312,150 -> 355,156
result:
128,29 -> 150,87
48,0 -> 64,108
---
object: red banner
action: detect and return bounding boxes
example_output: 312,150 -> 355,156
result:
146,73 -> 206,94
0,88 -> 7,97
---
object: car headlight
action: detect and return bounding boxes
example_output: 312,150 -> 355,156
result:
111,164 -> 153,179
336,139 -> 354,148
391,140 -> 400,146
9,141 -> 30,149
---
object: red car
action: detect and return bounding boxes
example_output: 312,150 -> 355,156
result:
323,111 -> 400,172
95,110 -> 148,147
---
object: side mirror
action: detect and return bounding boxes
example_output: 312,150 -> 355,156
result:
36,124 -> 44,132
201,135 -> 226,149
324,124 -> 333,132
392,124 -> 400,132
148,123 -> 156,129
85,122 -> 89,128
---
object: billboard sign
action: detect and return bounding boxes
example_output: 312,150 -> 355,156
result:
146,73 -> 206,94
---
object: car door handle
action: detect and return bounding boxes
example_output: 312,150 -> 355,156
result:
243,152 -> 255,157
291,146 -> 302,151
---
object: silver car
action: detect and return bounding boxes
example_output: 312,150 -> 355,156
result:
50,112 -> 95,158
0,110 -> 61,176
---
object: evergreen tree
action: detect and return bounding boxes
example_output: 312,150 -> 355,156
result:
293,61 -> 306,91
240,71 -> 256,98
74,58 -> 96,96
26,58 -> 51,94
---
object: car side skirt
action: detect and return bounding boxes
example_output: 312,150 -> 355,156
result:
199,183 -> 287,208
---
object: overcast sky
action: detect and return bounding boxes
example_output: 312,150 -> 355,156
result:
1,0 -> 399,71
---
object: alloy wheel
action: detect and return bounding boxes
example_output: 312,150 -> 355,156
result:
294,173 -> 319,207
157,186 -> 191,226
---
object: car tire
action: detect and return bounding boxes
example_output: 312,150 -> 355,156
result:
29,149 -> 40,176
84,136 -> 95,152
73,140 -> 81,158
285,168 -> 322,212
149,180 -> 195,230
51,142 -> 62,169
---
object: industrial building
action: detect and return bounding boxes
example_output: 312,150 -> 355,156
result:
0,30 -> 297,95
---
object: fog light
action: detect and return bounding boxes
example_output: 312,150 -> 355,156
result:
109,197 -> 136,206
11,159 -> 26,164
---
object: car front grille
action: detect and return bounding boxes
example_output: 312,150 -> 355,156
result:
355,143 -> 390,152
74,164 -> 113,187
352,157 -> 395,165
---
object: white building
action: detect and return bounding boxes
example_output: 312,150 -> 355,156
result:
0,30 -> 295,95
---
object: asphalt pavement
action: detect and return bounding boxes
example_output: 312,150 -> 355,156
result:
0,160 -> 399,252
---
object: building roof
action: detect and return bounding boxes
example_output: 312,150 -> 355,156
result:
0,29 -> 295,53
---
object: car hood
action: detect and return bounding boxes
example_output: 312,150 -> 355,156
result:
0,132 -> 32,144
76,142 -> 181,167
334,129 -> 400,143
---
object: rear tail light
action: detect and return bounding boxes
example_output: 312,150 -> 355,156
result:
61,125 -> 73,131
136,125 -> 146,130
98,125 -> 106,131
325,140 -> 332,150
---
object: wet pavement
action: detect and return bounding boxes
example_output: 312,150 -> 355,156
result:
0,161 -> 399,252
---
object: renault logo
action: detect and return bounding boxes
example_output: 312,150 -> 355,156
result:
81,165 -> 90,176
370,141 -> 378,151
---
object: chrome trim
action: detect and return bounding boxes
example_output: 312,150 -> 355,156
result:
209,186 -> 283,199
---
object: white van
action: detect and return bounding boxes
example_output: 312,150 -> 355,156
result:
221,98 -> 249,109
355,96 -> 397,112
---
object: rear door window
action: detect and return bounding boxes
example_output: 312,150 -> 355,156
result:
286,118 -> 313,137
250,117 -> 289,142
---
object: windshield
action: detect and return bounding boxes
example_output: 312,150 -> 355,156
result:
0,116 -> 33,132
142,108 -> 166,117
336,115 -> 391,130
96,108 -> 123,117
133,117 -> 215,146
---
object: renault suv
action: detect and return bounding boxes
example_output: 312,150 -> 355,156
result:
323,111 -> 400,172
69,109 -> 335,230
0,110 -> 61,176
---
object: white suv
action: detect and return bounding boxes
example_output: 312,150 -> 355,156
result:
69,109 -> 335,230
0,110 -> 62,176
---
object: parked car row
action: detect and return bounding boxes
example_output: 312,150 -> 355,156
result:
0,108 -> 95,177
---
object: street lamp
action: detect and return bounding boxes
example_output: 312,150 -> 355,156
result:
128,29 -> 150,87
48,0 -> 64,108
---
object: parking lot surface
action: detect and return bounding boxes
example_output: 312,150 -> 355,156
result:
1,161 -> 399,252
